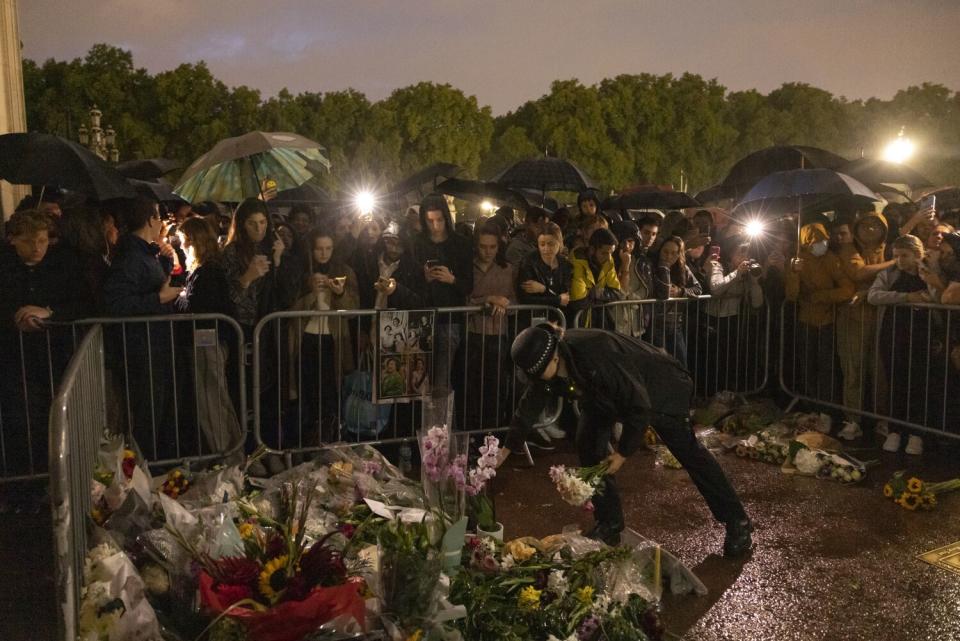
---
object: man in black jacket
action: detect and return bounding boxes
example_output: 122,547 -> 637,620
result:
501,323 -> 753,556
102,198 -> 183,459
412,194 -> 473,393
0,209 -> 82,476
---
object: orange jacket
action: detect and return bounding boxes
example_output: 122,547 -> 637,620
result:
785,223 -> 855,326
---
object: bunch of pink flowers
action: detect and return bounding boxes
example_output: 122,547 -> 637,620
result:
420,426 -> 500,495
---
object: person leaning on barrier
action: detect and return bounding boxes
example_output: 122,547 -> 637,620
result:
497,323 -> 753,556
868,234 -> 943,457
569,227 -> 621,328
517,221 -> 572,312
784,221 -> 855,411
0,209 -> 83,476
833,211 -> 895,440
651,235 -> 703,364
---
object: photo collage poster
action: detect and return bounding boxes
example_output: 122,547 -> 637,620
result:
374,310 -> 435,402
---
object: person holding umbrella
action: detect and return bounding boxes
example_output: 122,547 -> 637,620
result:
498,323 -> 753,556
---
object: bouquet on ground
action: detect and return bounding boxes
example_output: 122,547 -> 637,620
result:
790,445 -> 865,483
735,427 -> 791,465
883,471 -> 960,511
167,482 -> 367,641
451,533 -> 665,641
90,436 -> 153,528
549,462 -> 610,509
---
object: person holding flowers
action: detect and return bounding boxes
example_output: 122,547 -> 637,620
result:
498,322 -> 752,556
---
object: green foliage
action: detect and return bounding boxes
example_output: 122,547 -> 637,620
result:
21,44 -> 960,193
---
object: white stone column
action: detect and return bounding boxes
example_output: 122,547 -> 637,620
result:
0,0 -> 27,220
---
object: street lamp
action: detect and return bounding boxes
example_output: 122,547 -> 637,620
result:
77,105 -> 120,162
882,127 -> 914,164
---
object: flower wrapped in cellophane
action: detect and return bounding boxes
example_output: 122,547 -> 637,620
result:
883,471 -> 960,511
549,462 -> 610,509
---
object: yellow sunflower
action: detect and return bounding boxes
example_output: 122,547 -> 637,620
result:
900,493 -> 920,511
518,586 -> 542,612
575,586 -> 595,605
882,484 -> 894,498
238,522 -> 255,539
258,555 -> 289,602
907,477 -> 924,494
921,493 -> 937,510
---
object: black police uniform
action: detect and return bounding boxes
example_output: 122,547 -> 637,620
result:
507,327 -> 748,541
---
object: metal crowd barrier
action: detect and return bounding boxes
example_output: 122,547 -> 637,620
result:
49,324 -> 106,641
251,304 -> 566,456
0,313 -> 247,483
573,296 -> 771,398
779,300 -> 960,440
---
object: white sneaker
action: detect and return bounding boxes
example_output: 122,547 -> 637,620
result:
837,421 -> 862,441
875,420 -> 889,437
905,435 -> 924,456
882,432 -> 902,453
542,424 -> 566,440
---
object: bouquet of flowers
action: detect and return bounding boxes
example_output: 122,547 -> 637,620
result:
450,533 -> 665,641
791,446 -> 865,483
883,471 -> 960,511
420,425 -> 499,524
90,437 -> 152,528
167,482 -> 367,641
549,462 -> 610,509
735,428 -> 791,465
79,538 -> 161,641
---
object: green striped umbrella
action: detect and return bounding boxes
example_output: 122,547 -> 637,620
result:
174,131 -> 330,202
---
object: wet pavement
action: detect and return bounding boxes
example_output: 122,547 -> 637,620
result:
3,433 -> 960,640
495,435 -> 960,641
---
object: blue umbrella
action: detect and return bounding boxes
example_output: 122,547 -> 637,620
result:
734,168 -> 881,257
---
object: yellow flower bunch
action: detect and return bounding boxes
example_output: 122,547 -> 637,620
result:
518,586 -> 542,612
575,586 -> 594,605
237,522 -> 255,539
644,426 -> 659,448
503,539 -> 537,563
884,471 -> 960,511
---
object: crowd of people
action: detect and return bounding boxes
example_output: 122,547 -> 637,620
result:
1,185 -> 959,479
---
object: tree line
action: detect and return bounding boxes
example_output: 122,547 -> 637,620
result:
22,44 -> 960,195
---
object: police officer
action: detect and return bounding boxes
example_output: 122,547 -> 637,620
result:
500,323 -> 753,557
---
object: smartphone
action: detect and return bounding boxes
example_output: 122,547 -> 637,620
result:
425,259 -> 441,269
264,177 -> 278,191
920,195 -> 936,212
709,245 -> 721,261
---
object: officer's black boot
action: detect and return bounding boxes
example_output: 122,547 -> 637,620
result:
586,475 -> 624,546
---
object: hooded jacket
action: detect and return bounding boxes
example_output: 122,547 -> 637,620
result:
785,223 -> 855,326
838,211 -> 890,292
412,200 -> 474,308
505,329 -> 693,455
569,246 -> 621,326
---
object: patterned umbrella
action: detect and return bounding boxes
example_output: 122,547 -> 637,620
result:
174,131 -> 330,203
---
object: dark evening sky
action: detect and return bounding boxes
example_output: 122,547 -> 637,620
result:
19,0 -> 960,114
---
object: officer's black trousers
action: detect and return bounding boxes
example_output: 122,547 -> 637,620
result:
576,403 -> 748,530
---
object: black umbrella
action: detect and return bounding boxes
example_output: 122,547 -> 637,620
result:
720,145 -> 848,198
0,132 -> 136,200
491,156 -> 597,193
694,183 -> 738,204
390,162 -> 462,197
116,158 -> 181,181
837,158 -> 933,190
436,178 -> 528,211
602,190 -> 700,211
129,179 -> 187,205
274,182 -> 332,207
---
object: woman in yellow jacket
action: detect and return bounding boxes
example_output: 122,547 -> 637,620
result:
570,228 -> 621,328
785,221 -> 855,407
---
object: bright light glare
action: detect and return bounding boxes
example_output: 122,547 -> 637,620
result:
745,219 -> 765,238
883,134 -> 915,164
480,200 -> 496,213
354,190 -> 376,215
